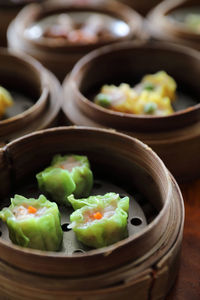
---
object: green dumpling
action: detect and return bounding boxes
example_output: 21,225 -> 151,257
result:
0,195 -> 63,251
36,154 -> 93,206
68,193 -> 129,248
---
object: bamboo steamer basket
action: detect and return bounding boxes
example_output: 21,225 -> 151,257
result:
62,41 -> 200,183
146,0 -> 200,50
7,0 -> 143,81
0,0 -> 43,47
116,0 -> 163,16
0,126 -> 184,299
0,48 -> 62,146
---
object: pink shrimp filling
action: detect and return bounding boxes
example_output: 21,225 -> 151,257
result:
82,204 -> 116,226
58,157 -> 81,172
12,205 -> 47,220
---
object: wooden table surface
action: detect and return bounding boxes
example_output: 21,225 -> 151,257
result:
167,179 -> 200,300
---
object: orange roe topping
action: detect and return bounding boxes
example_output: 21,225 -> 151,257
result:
93,212 -> 103,220
28,206 -> 37,214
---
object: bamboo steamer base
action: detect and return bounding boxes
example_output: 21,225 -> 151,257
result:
0,176 -> 183,300
0,127 -> 184,300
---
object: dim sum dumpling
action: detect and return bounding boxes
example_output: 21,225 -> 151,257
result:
0,194 -> 63,251
36,154 -> 93,206
68,193 -> 129,248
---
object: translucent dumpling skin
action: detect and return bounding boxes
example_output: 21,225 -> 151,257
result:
68,193 -> 129,248
36,154 -> 93,206
0,195 -> 63,251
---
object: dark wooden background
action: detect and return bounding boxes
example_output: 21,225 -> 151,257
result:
167,179 -> 200,300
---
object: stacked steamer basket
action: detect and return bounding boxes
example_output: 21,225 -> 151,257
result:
0,127 -> 184,300
0,48 -> 62,146
117,0 -> 162,16
0,0 -> 43,46
7,0 -> 143,81
146,0 -> 200,50
63,41 -> 200,183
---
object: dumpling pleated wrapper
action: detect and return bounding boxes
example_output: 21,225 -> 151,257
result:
68,193 -> 129,248
0,195 -> 63,251
36,154 -> 93,206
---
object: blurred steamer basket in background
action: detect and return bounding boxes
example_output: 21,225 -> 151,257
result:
146,0 -> 200,50
0,48 -> 62,146
7,0 -> 144,81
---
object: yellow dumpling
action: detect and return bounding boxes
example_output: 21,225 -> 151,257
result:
141,71 -> 177,101
0,86 -> 13,119
94,71 -> 176,116
95,83 -> 138,114
135,91 -> 174,116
